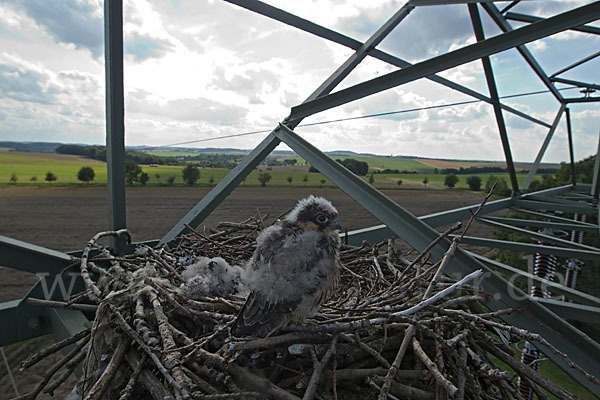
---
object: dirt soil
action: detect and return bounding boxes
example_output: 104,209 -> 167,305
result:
0,185 -> 487,399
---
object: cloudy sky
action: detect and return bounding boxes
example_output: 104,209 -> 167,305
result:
0,0 -> 598,163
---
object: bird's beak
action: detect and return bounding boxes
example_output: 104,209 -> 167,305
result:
330,219 -> 342,230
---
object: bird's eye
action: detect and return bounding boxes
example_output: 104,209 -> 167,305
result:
316,214 -> 329,224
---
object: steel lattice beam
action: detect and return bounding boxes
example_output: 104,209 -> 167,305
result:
454,235 -> 600,261
105,0 -> 127,254
505,11 -> 600,35
521,104 -> 567,191
480,216 -> 599,233
469,3 -> 519,193
552,77 -> 600,91
551,50 -> 600,78
482,3 -> 564,102
469,252 -> 600,307
289,2 -> 600,121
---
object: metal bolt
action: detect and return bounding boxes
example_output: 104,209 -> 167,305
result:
27,317 -> 42,330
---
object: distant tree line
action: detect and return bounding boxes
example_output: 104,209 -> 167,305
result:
439,165 -> 558,175
528,156 -> 595,192
373,169 -> 420,174
309,158 -> 369,176
55,144 -> 241,168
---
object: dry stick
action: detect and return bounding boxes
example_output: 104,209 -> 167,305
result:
447,309 -> 600,385
372,246 -> 392,287
370,377 -> 435,400
108,304 -> 187,400
20,328 -> 90,370
387,269 -> 483,319
181,323 -> 231,363
192,393 -> 264,399
395,221 -> 462,282
303,335 -> 339,400
145,278 -> 196,320
26,297 -> 98,312
446,330 -> 470,348
177,333 -> 299,400
133,296 -> 160,348
411,338 -> 459,397
21,335 -> 89,400
146,246 -> 184,283
378,186 -> 496,400
124,350 -> 173,400
340,334 -> 390,368
365,378 -> 401,400
119,353 -> 147,400
386,239 -> 401,278
45,349 -> 87,396
482,340 -> 575,400
457,343 -> 467,400
80,229 -> 131,303
228,332 -> 327,352
147,289 -> 192,400
325,368 -> 425,381
82,337 -> 129,400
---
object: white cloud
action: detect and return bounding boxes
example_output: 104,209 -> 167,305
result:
0,0 -> 597,162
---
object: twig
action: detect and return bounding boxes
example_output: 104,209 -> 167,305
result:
80,229 -> 130,303
396,221 -> 462,282
146,247 -> 184,283
303,336 -> 339,400
119,353 -> 147,400
412,338 -> 459,397
44,348 -> 87,396
109,304 -> 188,399
20,329 -> 90,371
147,289 -> 192,399
24,335 -> 89,400
26,297 -> 98,312
448,309 -> 600,385
82,337 -> 129,400
482,338 -> 576,400
390,269 -> 483,318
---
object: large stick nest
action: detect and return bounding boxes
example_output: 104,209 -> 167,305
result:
17,212 -> 598,400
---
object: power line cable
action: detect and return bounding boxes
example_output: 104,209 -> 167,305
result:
146,86 -> 579,149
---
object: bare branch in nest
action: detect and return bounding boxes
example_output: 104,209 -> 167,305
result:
20,328 -> 90,371
26,297 -> 98,312
412,338 -> 459,397
80,229 -> 131,303
118,353 -> 147,400
303,335 -> 339,400
109,304 -> 190,400
82,337 -> 129,400
15,333 -> 89,400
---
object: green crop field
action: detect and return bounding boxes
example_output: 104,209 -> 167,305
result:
373,172 -> 533,189
1,151 -> 554,190
0,152 -> 107,184
148,150 -> 248,157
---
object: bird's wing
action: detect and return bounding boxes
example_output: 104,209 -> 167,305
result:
230,291 -> 298,338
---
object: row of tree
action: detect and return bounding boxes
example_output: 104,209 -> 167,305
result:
55,144 -> 241,168
309,158 -> 370,176
9,171 -> 57,183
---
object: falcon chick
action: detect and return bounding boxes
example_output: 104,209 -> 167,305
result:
181,256 -> 247,299
231,195 -> 342,338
